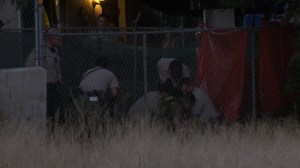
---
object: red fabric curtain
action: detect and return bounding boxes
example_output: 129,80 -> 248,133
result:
194,30 -> 248,122
258,27 -> 295,113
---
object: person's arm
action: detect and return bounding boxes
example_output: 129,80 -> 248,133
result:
157,58 -> 173,82
110,86 -> 119,97
109,72 -> 120,97
107,86 -> 119,108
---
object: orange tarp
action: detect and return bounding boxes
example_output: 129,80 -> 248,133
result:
195,27 -> 296,122
194,30 -> 248,122
258,27 -> 295,113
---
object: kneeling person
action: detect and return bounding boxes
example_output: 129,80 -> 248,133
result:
157,82 -> 185,132
179,77 -> 220,121
79,56 -> 120,107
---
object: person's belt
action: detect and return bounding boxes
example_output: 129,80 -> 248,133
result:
83,90 -> 104,102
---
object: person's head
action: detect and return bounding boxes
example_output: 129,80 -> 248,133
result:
181,92 -> 196,109
97,14 -> 108,28
95,56 -> 110,68
45,28 -> 61,48
168,60 -> 183,80
179,77 -> 194,94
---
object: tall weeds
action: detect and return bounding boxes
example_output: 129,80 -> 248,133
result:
0,116 -> 300,168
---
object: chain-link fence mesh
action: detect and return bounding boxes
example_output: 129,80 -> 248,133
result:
55,28 -> 199,121
0,26 -> 298,122
0,29 -> 35,68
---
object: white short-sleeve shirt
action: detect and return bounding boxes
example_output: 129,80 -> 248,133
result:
192,88 -> 219,119
79,67 -> 119,92
128,91 -> 161,119
157,58 -> 191,82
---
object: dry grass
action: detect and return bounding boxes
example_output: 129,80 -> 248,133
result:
0,117 -> 300,168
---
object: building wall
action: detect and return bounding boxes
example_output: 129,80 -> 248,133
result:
1,0 -> 124,29
0,67 -> 46,126
62,0 -> 103,28
0,3 -> 20,29
204,9 -> 235,28
62,0 -> 123,28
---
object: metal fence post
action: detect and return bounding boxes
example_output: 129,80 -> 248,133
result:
143,34 -> 148,115
133,33 -> 137,100
180,17 -> 185,48
250,28 -> 257,121
34,0 -> 43,66
133,12 -> 141,100
38,4 -> 43,66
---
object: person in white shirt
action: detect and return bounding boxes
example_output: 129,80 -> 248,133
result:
79,56 -> 119,102
157,58 -> 192,97
80,57 -> 119,93
26,28 -> 63,125
157,58 -> 191,85
179,77 -> 220,120
127,91 -> 161,120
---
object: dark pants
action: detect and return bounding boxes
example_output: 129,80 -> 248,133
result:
47,82 -> 63,126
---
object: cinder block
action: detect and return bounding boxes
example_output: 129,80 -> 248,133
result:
5,88 -> 23,102
0,71 -> 6,87
18,86 -> 42,103
5,85 -> 46,103
0,87 -> 6,100
0,101 -> 4,117
24,86 -> 46,103
21,101 -> 46,122
0,67 -> 46,125
24,67 -> 47,86
6,70 -> 24,88
1,102 -> 46,124
33,101 -> 46,121
4,88 -> 12,103
1,102 -> 12,120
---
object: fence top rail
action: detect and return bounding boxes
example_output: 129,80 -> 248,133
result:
1,25 -> 299,35
47,27 -> 249,36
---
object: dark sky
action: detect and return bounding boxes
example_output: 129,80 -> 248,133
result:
140,0 -> 279,16
140,0 -> 220,16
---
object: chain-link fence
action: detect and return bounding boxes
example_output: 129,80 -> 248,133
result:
0,26 -> 298,122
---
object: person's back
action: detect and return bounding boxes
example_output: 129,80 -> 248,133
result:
128,91 -> 161,120
79,68 -> 119,93
79,56 -> 119,97
178,77 -> 219,120
157,58 -> 191,83
192,88 -> 219,119
77,57 -> 120,132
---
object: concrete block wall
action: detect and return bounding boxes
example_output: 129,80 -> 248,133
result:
0,67 -> 47,126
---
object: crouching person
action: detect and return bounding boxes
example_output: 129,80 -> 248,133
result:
78,56 -> 119,110
74,56 -> 120,137
153,82 -> 185,132
178,77 -> 224,128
